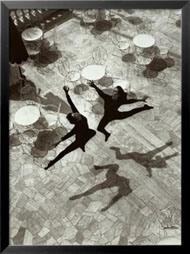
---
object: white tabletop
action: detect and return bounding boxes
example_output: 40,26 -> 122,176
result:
14,105 -> 40,126
133,34 -> 155,48
81,65 -> 106,81
22,27 -> 43,41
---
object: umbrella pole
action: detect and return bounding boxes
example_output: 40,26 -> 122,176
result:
18,65 -> 25,100
18,65 -> 24,79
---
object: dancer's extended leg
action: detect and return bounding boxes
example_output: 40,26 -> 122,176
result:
146,141 -> 173,159
79,129 -> 96,152
116,105 -> 153,120
101,193 -> 123,212
97,116 -> 112,141
44,141 -> 79,170
69,181 -> 109,200
146,167 -> 152,177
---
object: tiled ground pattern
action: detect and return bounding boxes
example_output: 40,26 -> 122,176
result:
9,9 -> 181,245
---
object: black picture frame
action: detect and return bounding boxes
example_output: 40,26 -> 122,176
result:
1,0 -> 189,253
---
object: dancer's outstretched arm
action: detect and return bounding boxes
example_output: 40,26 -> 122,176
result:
94,164 -> 119,171
164,152 -> 178,161
89,81 -> 109,100
63,86 -> 79,113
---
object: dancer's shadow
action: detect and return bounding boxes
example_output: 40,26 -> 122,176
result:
110,141 -> 178,177
69,164 -> 132,212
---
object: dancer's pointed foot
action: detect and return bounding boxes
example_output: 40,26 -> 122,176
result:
147,171 -> 152,177
81,145 -> 86,152
143,104 -> 154,110
101,206 -> 108,212
69,195 -> 80,201
105,132 -> 111,142
166,141 -> 173,146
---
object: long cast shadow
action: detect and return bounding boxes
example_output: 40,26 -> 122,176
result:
110,141 -> 178,177
33,39 -> 62,67
70,164 -> 132,212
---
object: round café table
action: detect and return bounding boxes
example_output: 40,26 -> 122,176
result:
21,27 -> 43,55
14,105 -> 40,127
22,27 -> 43,41
81,64 -> 106,81
133,34 -> 155,49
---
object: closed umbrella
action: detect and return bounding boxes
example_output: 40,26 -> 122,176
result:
9,16 -> 29,80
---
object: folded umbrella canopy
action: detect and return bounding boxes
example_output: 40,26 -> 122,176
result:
9,15 -> 30,95
9,16 -> 29,65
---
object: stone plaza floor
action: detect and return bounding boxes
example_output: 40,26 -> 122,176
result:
9,9 -> 181,245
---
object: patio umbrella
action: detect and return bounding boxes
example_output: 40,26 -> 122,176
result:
9,16 -> 29,79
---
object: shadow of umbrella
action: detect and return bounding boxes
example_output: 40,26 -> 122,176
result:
31,126 -> 68,158
147,57 -> 168,72
33,39 -> 62,67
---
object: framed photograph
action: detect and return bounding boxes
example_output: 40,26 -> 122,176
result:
1,0 -> 189,252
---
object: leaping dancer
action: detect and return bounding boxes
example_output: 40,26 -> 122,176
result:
45,86 -> 96,170
89,81 -> 153,141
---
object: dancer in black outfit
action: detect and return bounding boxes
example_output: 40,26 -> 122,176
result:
89,81 -> 153,141
44,86 -> 96,169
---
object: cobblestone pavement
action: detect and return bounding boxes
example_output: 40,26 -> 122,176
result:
9,9 -> 181,245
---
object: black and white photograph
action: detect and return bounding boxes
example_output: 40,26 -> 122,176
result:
8,7 -> 181,246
